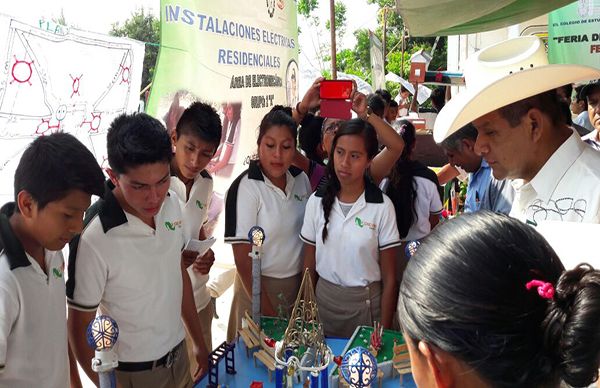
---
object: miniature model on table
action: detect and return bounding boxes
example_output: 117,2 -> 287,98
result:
274,269 -> 333,388
86,315 -> 119,388
330,326 -> 408,387
248,225 -> 265,325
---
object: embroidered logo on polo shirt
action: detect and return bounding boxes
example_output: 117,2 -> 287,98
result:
52,267 -> 63,279
354,216 -> 376,230
164,220 -> 183,231
196,200 -> 205,209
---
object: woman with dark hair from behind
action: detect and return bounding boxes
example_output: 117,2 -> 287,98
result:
295,113 -> 327,191
398,211 -> 600,388
383,119 -> 442,278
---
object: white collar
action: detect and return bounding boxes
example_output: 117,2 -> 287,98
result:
516,131 -> 586,202
582,129 -> 599,143
264,170 -> 295,199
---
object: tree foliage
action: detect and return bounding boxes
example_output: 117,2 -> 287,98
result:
304,0 -> 448,99
110,8 -> 159,89
325,2 -> 348,43
297,0 -> 320,17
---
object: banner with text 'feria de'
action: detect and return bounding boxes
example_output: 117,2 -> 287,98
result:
548,1 -> 600,69
147,0 -> 299,200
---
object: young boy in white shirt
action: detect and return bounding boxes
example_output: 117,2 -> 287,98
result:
67,113 -> 208,387
0,133 -> 104,387
169,101 -> 221,366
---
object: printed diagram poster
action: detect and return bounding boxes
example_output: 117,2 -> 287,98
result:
147,0 -> 299,194
0,15 -> 144,205
548,1 -> 600,68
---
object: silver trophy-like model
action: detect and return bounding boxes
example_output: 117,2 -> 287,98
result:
86,315 -> 119,388
248,226 -> 265,325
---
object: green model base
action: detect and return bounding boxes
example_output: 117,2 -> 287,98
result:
259,316 -> 289,341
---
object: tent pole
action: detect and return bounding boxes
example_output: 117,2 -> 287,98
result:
330,0 -> 337,79
383,7 -> 388,70
400,27 -> 406,78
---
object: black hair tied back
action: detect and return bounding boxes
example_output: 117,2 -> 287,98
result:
398,212 -> 600,388
547,264 -> 600,387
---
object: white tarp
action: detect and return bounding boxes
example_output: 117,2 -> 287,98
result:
536,222 -> 600,270
0,15 -> 144,206
369,31 -> 385,91
386,72 -> 432,105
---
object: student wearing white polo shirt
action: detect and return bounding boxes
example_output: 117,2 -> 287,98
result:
301,117 -> 401,338
67,113 -> 208,387
224,107 -> 311,341
0,133 -> 104,388
382,120 -> 442,280
169,102 -> 221,368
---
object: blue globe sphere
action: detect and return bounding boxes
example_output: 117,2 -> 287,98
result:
405,240 -> 421,258
86,315 -> 119,351
339,346 -> 378,388
248,226 -> 265,246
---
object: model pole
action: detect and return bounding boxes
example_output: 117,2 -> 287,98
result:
248,226 -> 265,325
275,365 -> 285,388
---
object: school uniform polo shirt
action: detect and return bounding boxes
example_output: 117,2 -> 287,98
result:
170,170 -> 213,312
0,203 -> 68,387
405,176 -> 443,241
380,175 -> 442,241
300,182 -> 402,287
224,160 -> 312,278
67,184 -> 186,362
510,131 -> 600,225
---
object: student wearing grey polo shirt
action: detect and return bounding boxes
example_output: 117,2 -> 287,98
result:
67,113 -> 208,387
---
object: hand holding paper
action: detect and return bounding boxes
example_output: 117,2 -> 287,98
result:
183,237 -> 216,271
184,236 -> 216,257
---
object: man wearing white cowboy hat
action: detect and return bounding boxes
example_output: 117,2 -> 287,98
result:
434,36 -> 600,225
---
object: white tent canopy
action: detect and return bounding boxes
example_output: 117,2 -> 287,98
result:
395,0 -> 573,37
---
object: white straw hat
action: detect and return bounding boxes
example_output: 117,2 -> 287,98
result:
433,36 -> 600,143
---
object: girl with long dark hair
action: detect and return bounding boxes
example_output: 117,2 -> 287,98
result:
301,118 -> 401,337
383,120 -> 442,284
224,107 -> 312,341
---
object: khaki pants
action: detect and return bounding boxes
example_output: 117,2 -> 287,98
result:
115,342 -> 193,388
316,278 -> 382,338
226,272 -> 301,342
185,301 -> 214,375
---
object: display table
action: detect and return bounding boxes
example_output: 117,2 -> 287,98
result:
195,337 -> 416,387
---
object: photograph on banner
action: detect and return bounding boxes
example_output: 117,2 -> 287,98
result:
210,101 -> 242,178
548,1 -> 600,69
0,14 -> 144,206
285,59 -> 299,107
147,0 -> 299,270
